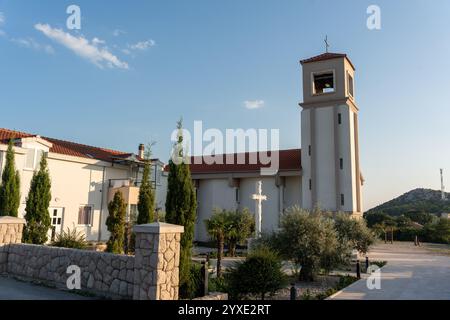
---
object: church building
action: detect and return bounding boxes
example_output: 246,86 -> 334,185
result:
191,52 -> 364,242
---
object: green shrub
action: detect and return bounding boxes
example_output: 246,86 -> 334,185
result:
182,262 -> 204,299
106,191 -> 127,254
208,276 -> 228,293
334,213 -> 375,254
51,227 -> 88,249
300,289 -> 314,300
336,275 -> 358,290
225,247 -> 287,300
316,288 -> 337,300
370,260 -> 387,268
260,207 -> 345,281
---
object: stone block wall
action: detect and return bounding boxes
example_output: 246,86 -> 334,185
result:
6,244 -> 135,299
0,218 -> 184,300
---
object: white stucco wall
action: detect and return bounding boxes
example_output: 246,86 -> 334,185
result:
314,106 -> 337,210
195,179 -> 236,242
301,108 -> 312,209
284,176 -> 302,210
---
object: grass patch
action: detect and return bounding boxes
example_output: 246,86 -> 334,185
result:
370,260 -> 387,268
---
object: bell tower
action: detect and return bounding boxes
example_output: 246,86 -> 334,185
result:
299,52 -> 363,217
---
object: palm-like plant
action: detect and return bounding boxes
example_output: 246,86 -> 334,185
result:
226,209 -> 254,257
205,208 -> 230,277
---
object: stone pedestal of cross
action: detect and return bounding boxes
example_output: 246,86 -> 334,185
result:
251,181 -> 267,238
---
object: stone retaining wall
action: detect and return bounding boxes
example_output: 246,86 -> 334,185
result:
6,244 -> 135,299
0,217 -> 184,300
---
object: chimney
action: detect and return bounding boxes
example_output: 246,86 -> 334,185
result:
138,144 -> 145,159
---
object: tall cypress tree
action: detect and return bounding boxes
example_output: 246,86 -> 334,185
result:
106,191 -> 126,254
137,142 -> 156,224
165,119 -> 197,298
0,139 -> 21,217
23,155 -> 51,244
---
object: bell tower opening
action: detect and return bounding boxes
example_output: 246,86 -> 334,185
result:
313,71 -> 335,95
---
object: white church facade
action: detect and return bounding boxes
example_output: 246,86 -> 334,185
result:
191,52 -> 364,242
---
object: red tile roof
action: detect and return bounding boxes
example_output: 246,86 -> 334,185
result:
300,52 -> 355,69
0,128 -> 132,162
188,149 -> 301,174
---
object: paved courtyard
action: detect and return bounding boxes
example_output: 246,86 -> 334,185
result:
330,242 -> 450,300
0,276 -> 94,300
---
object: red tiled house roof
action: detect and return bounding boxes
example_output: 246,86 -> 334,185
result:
188,149 -> 301,174
0,128 -> 132,162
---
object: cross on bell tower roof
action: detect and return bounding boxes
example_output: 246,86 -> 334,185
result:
324,35 -> 330,53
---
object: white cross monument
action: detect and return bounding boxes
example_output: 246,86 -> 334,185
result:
251,181 -> 267,238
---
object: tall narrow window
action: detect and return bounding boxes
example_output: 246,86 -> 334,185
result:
338,113 -> 342,125
308,145 -> 311,156
340,158 -> 343,170
341,194 -> 345,206
235,188 -> 240,204
78,205 -> 93,225
348,73 -> 354,97
309,179 -> 312,191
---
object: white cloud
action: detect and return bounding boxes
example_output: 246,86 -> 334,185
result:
92,37 -> 106,46
11,37 -> 55,54
34,23 -> 128,70
129,39 -> 155,51
244,100 -> 265,110
113,29 -> 126,37
0,29 -> 6,37
0,12 -> 5,25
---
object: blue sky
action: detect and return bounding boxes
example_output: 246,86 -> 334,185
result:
1,0 -> 450,209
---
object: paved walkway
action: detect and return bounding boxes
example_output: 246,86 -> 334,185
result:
330,242 -> 450,300
0,276 -> 94,300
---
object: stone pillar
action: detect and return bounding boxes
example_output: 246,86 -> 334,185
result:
133,222 -> 184,300
0,216 -> 26,245
0,216 -> 26,273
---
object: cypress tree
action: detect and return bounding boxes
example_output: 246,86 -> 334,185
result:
106,191 -> 126,254
137,143 -> 156,224
22,155 -> 52,244
0,139 -> 21,217
165,119 -> 197,298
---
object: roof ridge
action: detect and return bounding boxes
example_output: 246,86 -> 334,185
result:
0,128 -> 130,157
191,148 -> 300,159
0,127 -> 35,138
43,135 -> 130,155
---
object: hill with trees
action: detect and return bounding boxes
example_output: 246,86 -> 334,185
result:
366,188 -> 450,216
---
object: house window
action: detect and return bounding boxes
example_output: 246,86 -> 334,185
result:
308,145 -> 311,156
309,179 -> 312,191
235,188 -> 240,204
340,158 -> 343,170
338,113 -> 342,125
24,149 -> 44,170
341,194 -> 345,206
348,73 -> 354,97
78,205 -> 93,225
313,71 -> 335,95
128,205 -> 138,223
